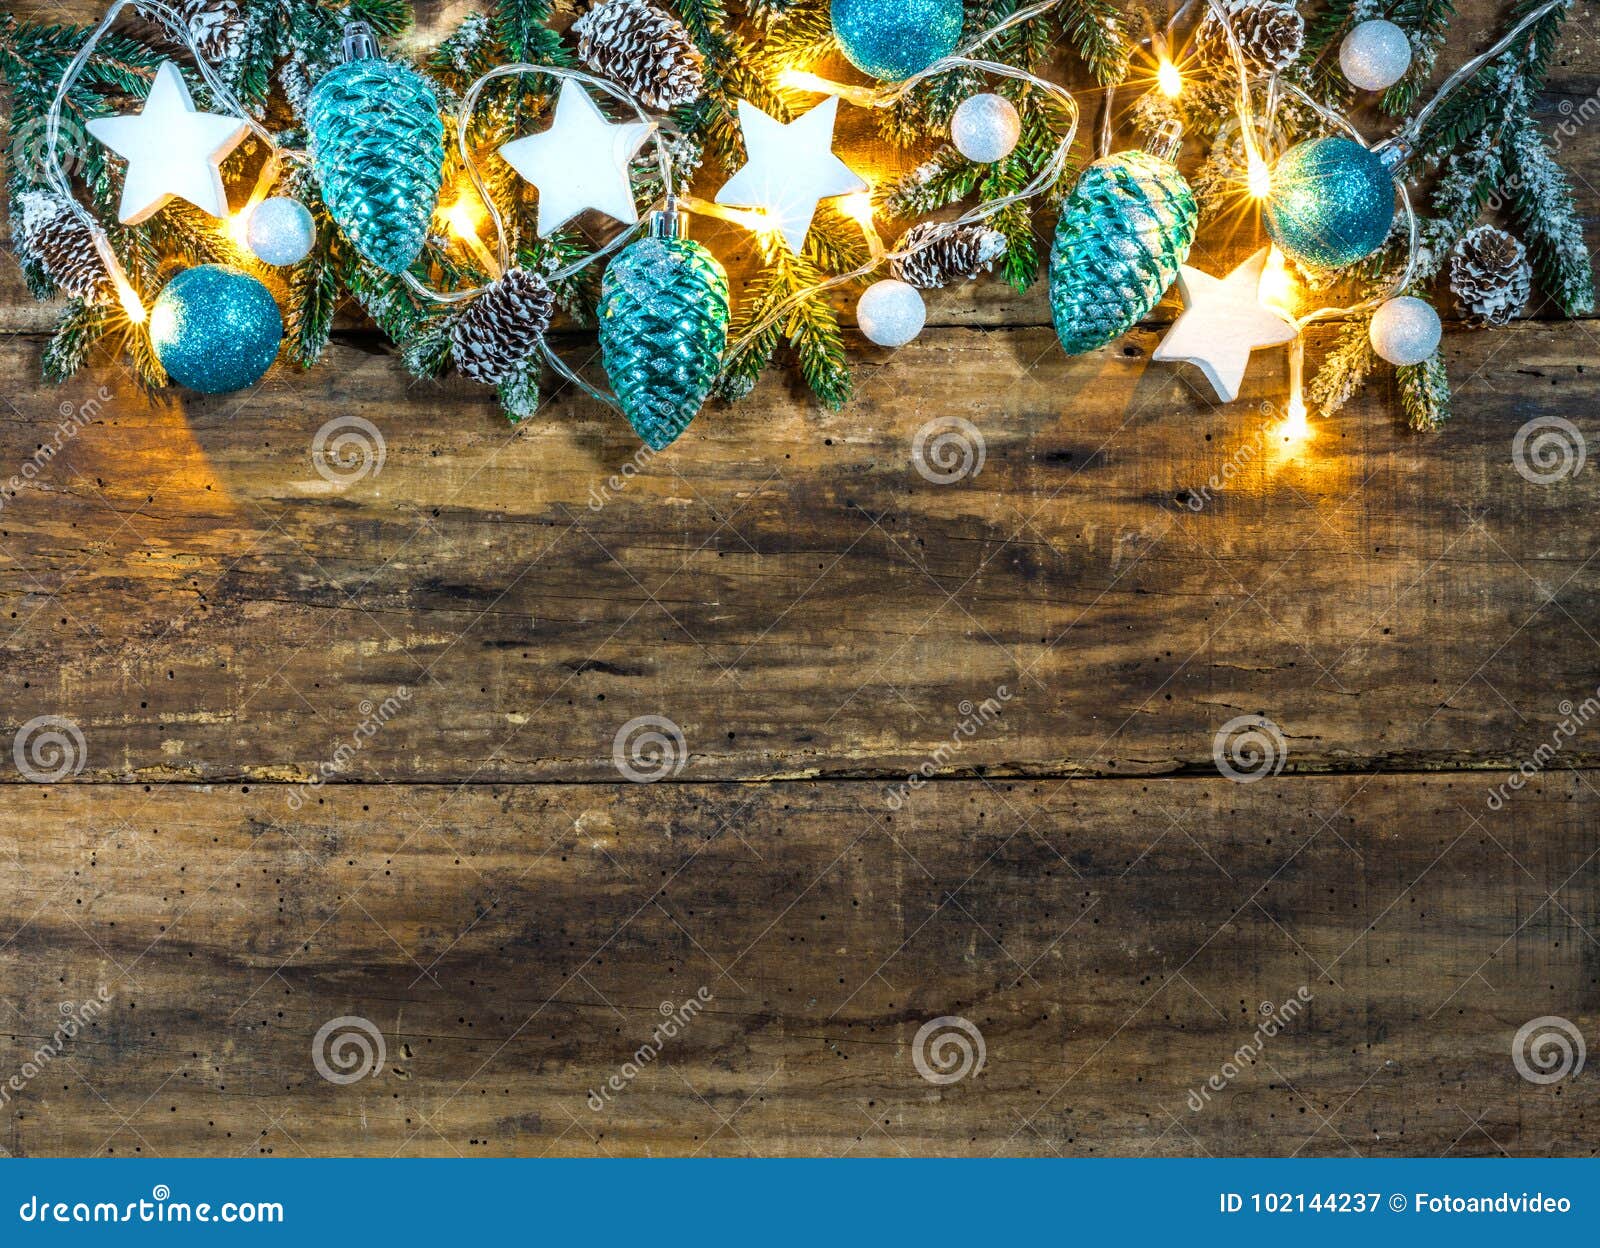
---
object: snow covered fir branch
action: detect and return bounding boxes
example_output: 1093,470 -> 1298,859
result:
1,0 -> 1591,446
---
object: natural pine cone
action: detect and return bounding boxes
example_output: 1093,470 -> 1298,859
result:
891,221 -> 1008,288
179,0 -> 247,67
1449,224 -> 1532,327
14,190 -> 107,302
1200,0 -> 1305,74
572,0 -> 704,111
452,268 -> 556,385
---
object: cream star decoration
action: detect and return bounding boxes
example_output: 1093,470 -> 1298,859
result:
714,97 -> 866,254
86,61 -> 248,225
499,80 -> 654,236
1152,247 -> 1299,403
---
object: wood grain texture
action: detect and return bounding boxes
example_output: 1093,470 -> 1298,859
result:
0,321 -> 1596,782
0,774 -> 1594,1157
0,0 -> 1597,1159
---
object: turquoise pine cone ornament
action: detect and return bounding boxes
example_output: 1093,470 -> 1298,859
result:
306,22 -> 444,275
1049,141 -> 1198,355
598,215 -> 730,451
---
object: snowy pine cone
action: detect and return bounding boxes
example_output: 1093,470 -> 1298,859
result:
891,222 -> 1008,288
1200,0 -> 1305,73
451,268 -> 556,385
1449,224 -> 1532,327
572,0 -> 704,111
14,190 -> 107,302
179,0 -> 247,67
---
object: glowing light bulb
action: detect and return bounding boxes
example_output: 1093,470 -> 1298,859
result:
1157,58 -> 1183,98
1247,152 -> 1273,199
440,193 -> 502,278
114,271 -> 147,325
778,69 -> 831,93
227,208 -> 254,250
90,230 -> 146,324
839,191 -> 875,228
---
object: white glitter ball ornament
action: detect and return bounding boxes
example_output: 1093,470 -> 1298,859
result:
1369,295 -> 1441,366
247,197 -> 317,266
1340,19 -> 1412,91
857,279 -> 926,347
950,93 -> 1021,163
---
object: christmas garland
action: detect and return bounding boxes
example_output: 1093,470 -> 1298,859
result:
1,0 -> 1590,447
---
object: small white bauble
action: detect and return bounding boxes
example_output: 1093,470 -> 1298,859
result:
857,279 -> 926,348
1340,19 -> 1412,91
1369,296 -> 1441,366
950,93 -> 1021,164
247,196 -> 317,266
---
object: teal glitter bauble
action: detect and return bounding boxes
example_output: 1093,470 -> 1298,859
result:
1049,150 -> 1198,355
306,36 -> 444,274
598,235 -> 730,451
1264,136 -> 1394,269
830,0 -> 963,81
150,265 -> 283,394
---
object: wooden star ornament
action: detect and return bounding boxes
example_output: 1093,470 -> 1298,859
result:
1152,247 -> 1299,403
86,61 -> 249,225
499,80 -> 655,236
714,97 -> 866,254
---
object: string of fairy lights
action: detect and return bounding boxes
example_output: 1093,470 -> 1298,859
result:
28,0 -> 1573,451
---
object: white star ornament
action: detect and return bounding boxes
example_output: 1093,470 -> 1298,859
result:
499,80 -> 655,236
714,97 -> 866,254
1152,247 -> 1299,403
86,60 -> 249,225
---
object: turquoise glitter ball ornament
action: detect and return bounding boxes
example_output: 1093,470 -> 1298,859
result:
306,22 -> 444,274
150,265 -> 283,394
1049,129 -> 1198,354
830,0 -> 963,82
1263,136 -> 1394,269
598,211 -> 730,451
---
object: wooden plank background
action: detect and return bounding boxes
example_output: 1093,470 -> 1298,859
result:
0,0 -> 1597,1157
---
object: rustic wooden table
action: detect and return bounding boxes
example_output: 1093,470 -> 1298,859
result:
1,0 -> 1597,1158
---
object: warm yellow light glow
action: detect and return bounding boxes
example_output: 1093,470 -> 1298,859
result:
1247,152 -> 1272,199
838,191 -> 875,228
91,230 -> 146,324
439,192 -> 502,277
1157,57 -> 1183,98
1278,394 -> 1312,445
778,69 -> 832,93
1257,246 -> 1295,318
227,208 -> 254,250
113,270 -> 147,325
443,194 -> 486,240
724,206 -> 778,234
